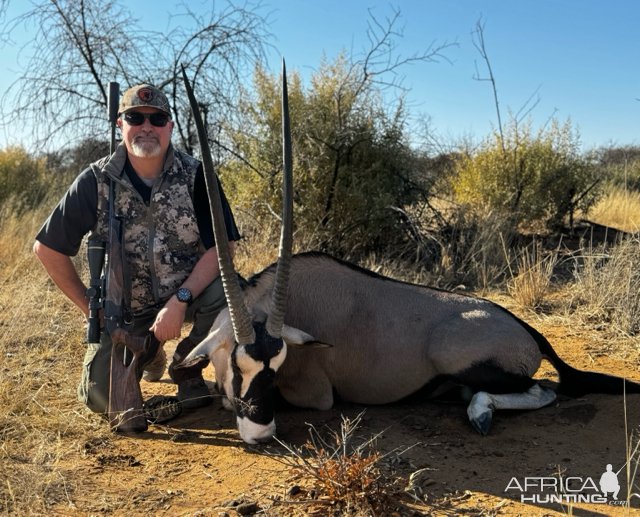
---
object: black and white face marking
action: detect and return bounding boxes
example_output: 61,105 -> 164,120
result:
228,322 -> 287,444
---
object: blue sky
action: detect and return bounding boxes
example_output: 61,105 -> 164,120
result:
1,0 -> 638,151
264,0 -> 639,151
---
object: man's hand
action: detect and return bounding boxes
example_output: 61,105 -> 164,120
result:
150,296 -> 187,342
149,244 -> 233,342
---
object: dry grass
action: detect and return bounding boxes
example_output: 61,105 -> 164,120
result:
436,209 -> 516,290
507,244 -> 558,311
0,198 -> 114,514
568,237 -> 640,339
624,428 -> 640,507
232,218 -> 310,279
2,187 -> 640,514
588,187 -> 640,233
360,252 -> 437,287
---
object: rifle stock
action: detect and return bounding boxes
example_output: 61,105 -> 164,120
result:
108,329 -> 150,432
104,181 -> 147,432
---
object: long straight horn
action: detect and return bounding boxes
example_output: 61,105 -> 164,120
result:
266,59 -> 293,338
181,65 -> 255,346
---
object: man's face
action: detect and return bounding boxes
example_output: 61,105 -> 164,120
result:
117,107 -> 173,159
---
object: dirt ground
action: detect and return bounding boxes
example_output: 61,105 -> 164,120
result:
50,317 -> 640,516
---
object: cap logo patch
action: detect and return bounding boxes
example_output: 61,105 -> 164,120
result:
138,88 -> 153,102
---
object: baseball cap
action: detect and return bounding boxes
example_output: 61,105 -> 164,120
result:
118,84 -> 171,115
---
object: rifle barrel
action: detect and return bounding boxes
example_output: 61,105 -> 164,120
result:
107,82 -> 120,154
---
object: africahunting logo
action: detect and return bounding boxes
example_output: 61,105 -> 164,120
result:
505,463 -> 640,506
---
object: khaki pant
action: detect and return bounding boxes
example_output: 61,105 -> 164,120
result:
78,276 -> 227,413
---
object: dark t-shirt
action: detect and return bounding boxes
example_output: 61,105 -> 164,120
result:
36,160 -> 240,256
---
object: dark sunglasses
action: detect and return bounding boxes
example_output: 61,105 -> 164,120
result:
122,111 -> 171,127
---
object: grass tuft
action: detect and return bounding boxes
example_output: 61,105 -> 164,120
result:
569,237 -> 640,338
507,244 -> 558,310
271,412 -> 404,515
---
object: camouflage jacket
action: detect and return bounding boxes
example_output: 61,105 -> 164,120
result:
90,144 -> 202,313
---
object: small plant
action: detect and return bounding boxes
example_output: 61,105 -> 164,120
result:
272,411 -> 402,515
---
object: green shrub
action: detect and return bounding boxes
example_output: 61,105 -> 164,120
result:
452,119 -> 599,230
0,147 -> 50,212
221,58 -> 423,257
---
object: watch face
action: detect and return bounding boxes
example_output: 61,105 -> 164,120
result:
177,287 -> 192,304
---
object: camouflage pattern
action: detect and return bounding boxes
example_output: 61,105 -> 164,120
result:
118,84 -> 171,115
90,144 -> 201,312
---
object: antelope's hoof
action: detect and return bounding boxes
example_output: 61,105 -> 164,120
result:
469,410 -> 493,435
467,391 -> 494,435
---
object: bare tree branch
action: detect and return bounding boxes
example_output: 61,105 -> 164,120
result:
0,0 -> 9,25
352,7 -> 455,98
312,7 -> 455,228
0,0 -> 271,151
472,18 -> 505,153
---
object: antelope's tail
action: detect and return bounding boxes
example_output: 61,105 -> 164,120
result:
520,317 -> 640,396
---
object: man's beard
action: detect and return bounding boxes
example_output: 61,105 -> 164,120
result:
131,135 -> 162,158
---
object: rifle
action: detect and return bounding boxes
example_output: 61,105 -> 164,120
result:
86,81 -> 153,433
86,81 -> 120,345
104,173 -> 149,432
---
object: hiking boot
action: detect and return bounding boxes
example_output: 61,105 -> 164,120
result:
168,336 -> 212,408
176,377 -> 213,409
143,395 -> 182,424
142,346 -> 167,382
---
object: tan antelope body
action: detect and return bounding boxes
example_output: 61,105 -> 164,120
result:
183,250 -> 640,444
255,253 -> 541,407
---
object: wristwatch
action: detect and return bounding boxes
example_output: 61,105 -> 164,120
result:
176,287 -> 193,305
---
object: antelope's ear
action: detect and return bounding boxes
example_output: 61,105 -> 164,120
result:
177,326 -> 232,368
282,325 -> 333,349
179,353 -> 209,369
